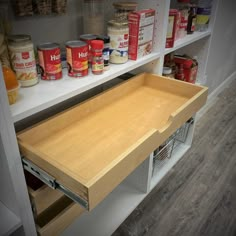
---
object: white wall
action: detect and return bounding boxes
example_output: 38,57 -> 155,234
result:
206,0 -> 236,93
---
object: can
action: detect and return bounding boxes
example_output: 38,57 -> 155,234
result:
8,34 -> 38,87
80,34 -> 97,63
37,43 -> 62,80
65,40 -> 89,77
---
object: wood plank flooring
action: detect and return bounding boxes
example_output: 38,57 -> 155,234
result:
112,79 -> 236,236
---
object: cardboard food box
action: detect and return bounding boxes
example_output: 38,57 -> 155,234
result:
166,9 -> 178,48
128,9 -> 155,60
174,56 -> 198,84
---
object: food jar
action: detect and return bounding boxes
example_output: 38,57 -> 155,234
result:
108,20 -> 129,64
8,34 -> 38,87
113,2 -> 137,21
83,0 -> 105,35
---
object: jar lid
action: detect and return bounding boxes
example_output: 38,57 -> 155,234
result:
8,34 -> 31,43
108,19 -> 128,27
113,2 -> 137,10
163,67 -> 172,75
90,40 -> 104,50
37,42 -> 60,50
65,40 -> 87,48
96,35 -> 110,44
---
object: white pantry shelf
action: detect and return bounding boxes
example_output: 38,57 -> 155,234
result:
62,180 -> 146,236
0,202 -> 22,236
10,52 -> 160,123
164,31 -> 211,55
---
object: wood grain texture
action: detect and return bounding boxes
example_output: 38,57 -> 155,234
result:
112,79 -> 236,236
17,73 -> 207,210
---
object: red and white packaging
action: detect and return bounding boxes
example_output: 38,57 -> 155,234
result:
128,9 -> 155,60
37,43 -> 62,80
66,40 -> 89,77
174,56 -> 198,83
166,9 -> 178,48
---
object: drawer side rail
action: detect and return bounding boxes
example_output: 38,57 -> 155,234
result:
22,158 -> 89,210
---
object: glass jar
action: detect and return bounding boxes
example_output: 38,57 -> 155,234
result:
83,0 -> 105,35
108,20 -> 129,64
91,40 -> 104,75
187,5 -> 197,34
113,2 -> 137,21
8,34 -> 38,87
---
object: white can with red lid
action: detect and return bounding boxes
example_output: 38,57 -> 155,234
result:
8,34 -> 38,87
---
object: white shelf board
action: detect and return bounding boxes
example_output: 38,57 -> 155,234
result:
164,31 -> 211,55
151,143 -> 190,190
10,52 -> 160,123
0,201 -> 21,236
62,181 -> 147,236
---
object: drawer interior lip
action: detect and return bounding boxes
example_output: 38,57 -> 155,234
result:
17,73 -> 208,210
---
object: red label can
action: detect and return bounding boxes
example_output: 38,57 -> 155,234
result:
37,43 -> 62,80
65,40 -> 88,77
80,34 -> 97,63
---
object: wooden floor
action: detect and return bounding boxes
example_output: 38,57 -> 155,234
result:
112,79 -> 236,236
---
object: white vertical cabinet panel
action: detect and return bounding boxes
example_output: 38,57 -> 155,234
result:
0,69 -> 36,236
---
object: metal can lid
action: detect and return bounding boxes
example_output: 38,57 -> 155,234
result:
80,34 -> 98,41
96,35 -> 110,44
8,34 -> 31,43
37,42 -> 60,50
65,40 -> 87,48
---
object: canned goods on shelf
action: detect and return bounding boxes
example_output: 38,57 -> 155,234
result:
65,40 -> 89,78
37,42 -> 62,80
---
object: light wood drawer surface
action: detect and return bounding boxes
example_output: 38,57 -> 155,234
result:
18,73 -> 208,210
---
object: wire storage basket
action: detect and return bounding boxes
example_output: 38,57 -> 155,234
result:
152,118 -> 194,176
52,0 -> 67,14
175,117 -> 194,143
14,0 -> 34,16
13,0 -> 67,16
34,0 -> 52,15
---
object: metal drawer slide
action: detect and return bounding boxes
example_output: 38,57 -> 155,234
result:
22,158 -> 89,210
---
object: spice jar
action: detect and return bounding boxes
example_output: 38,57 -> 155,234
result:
113,2 -> 137,21
91,40 -> 104,75
108,20 -> 129,64
96,35 -> 110,70
8,34 -> 38,87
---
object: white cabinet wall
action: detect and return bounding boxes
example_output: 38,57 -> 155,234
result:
0,0 -> 219,235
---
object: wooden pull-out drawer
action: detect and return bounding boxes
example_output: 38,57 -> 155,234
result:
36,196 -> 83,236
25,171 -> 64,217
25,172 -> 84,235
18,73 -> 208,211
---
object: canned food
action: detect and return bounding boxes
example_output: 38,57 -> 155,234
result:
8,34 -> 38,87
80,34 -> 97,63
65,40 -> 89,77
37,43 -> 62,80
